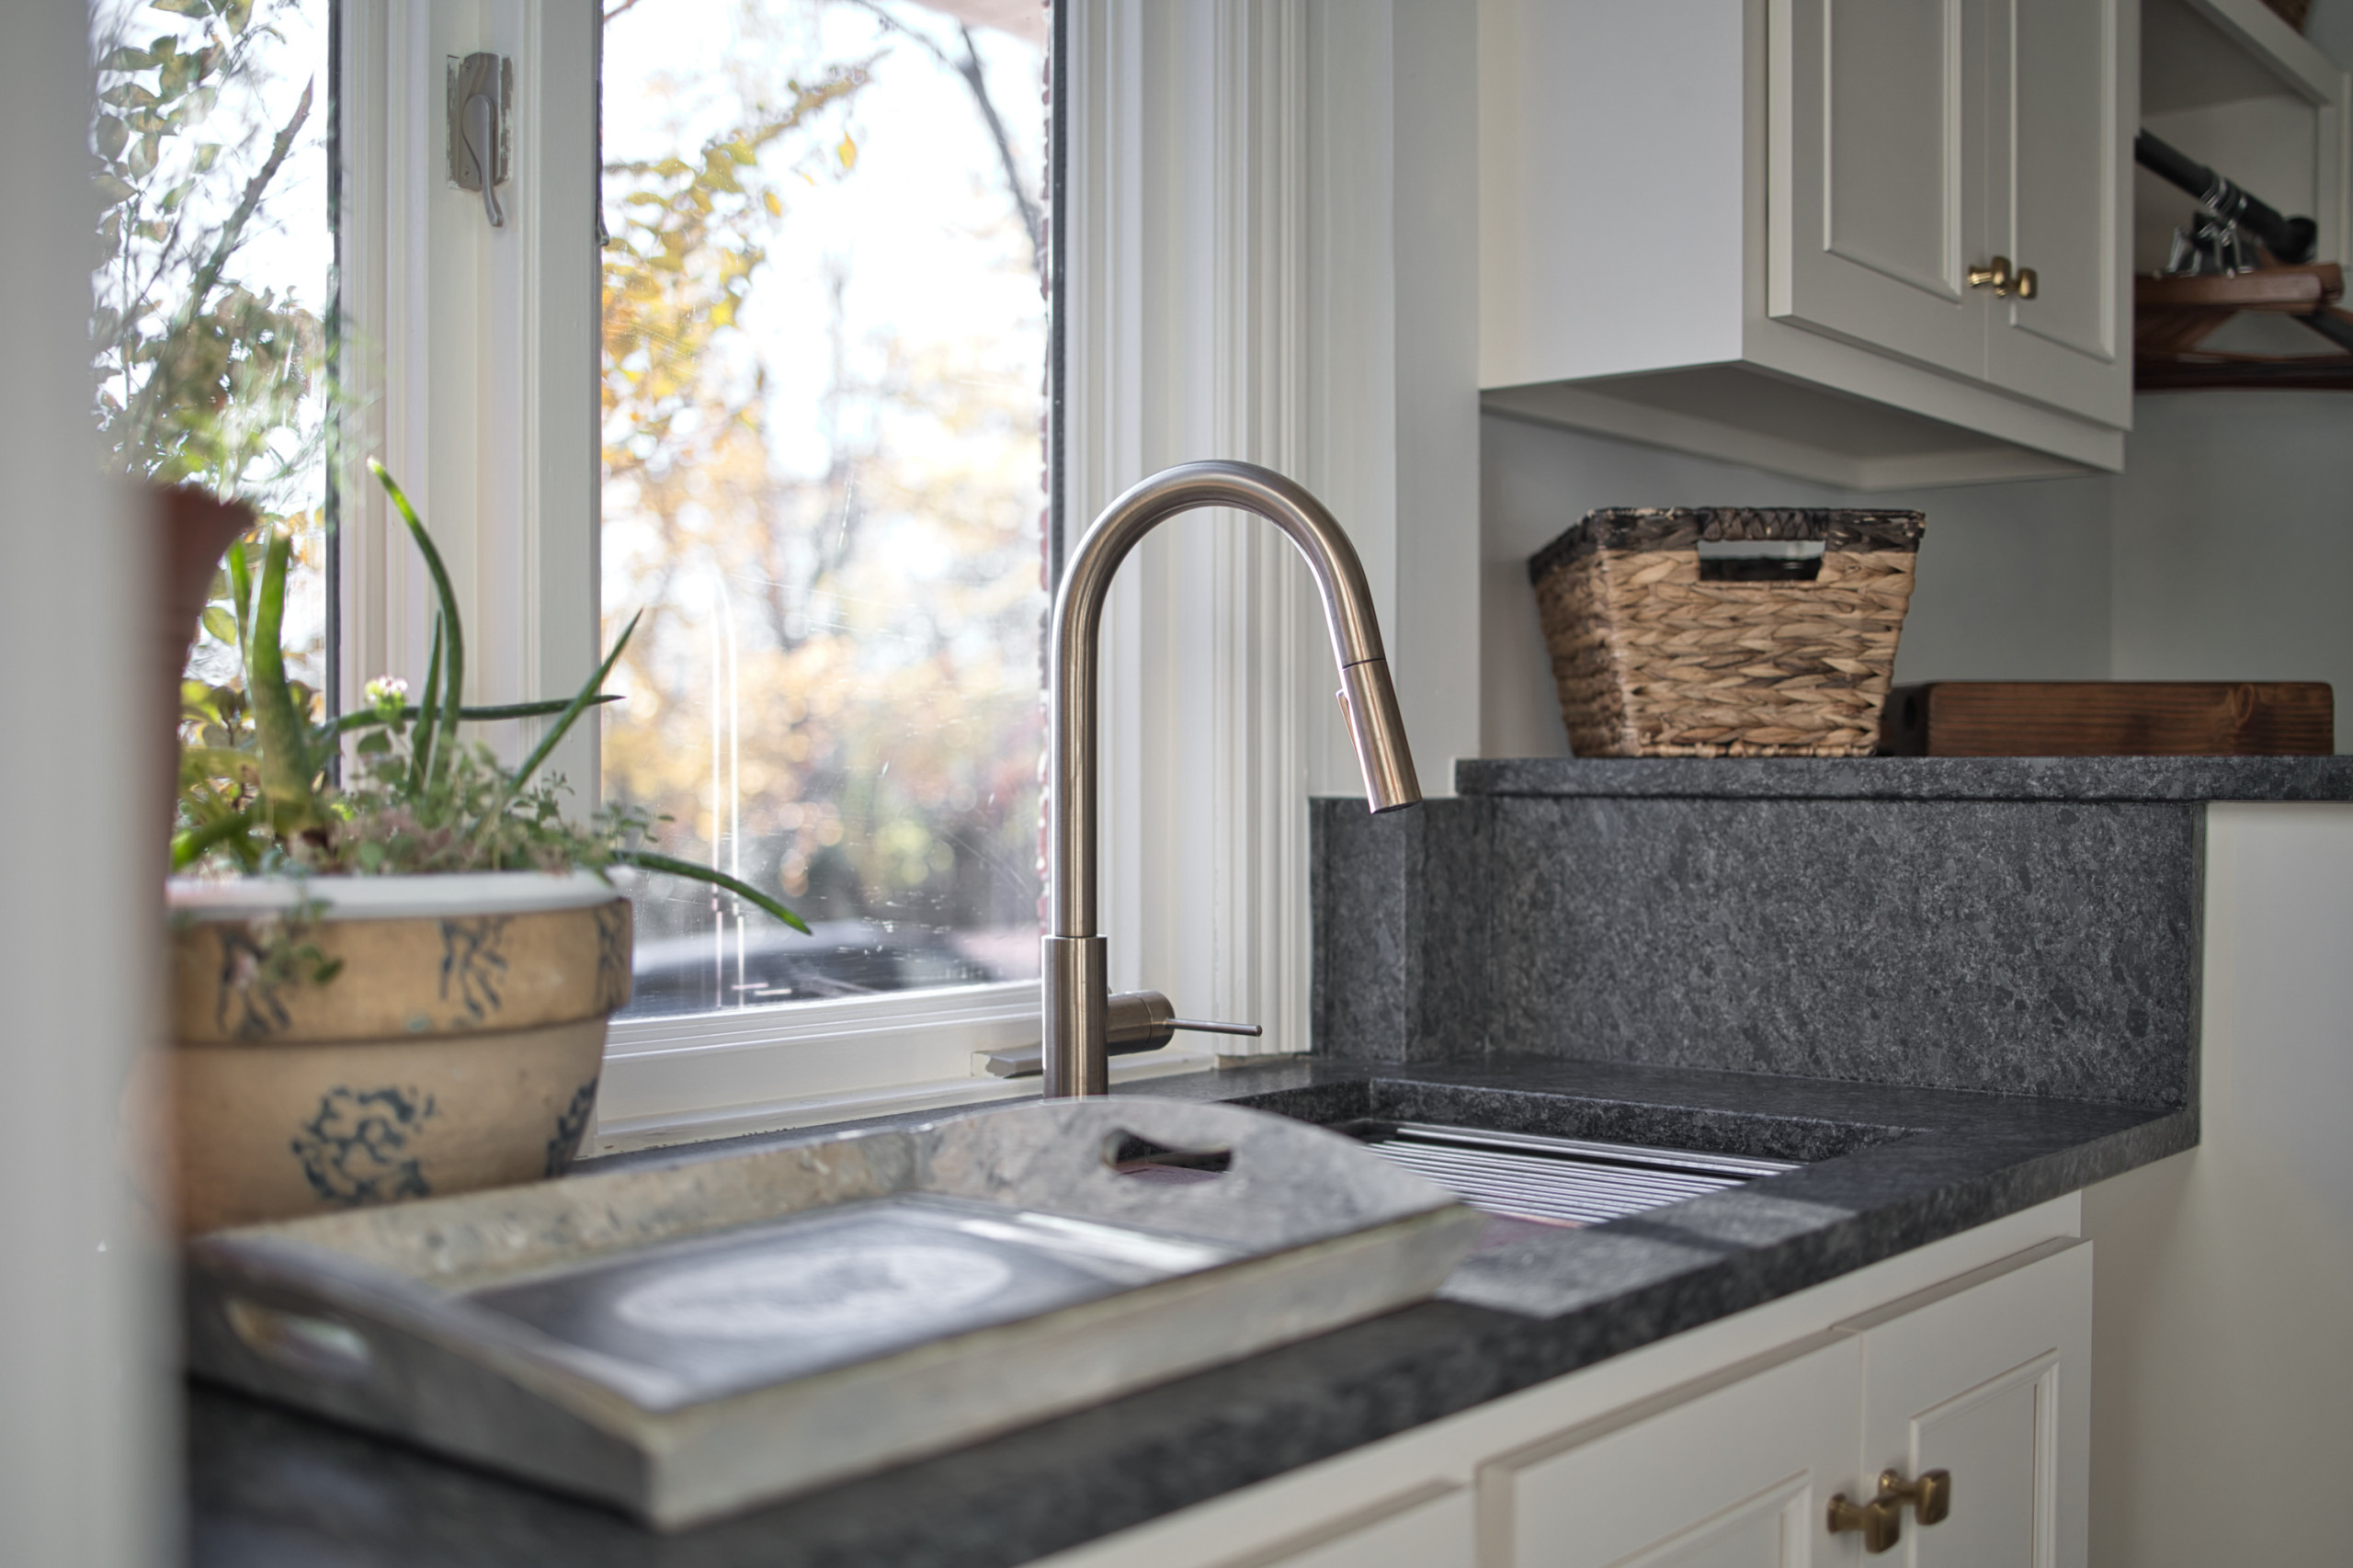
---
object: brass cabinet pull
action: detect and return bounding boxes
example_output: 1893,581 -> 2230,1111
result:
1828,1492 -> 1903,1553
1967,256 -> 2016,295
2015,267 -> 2039,300
1830,1468 -> 1952,1551
1881,1467 -> 1953,1526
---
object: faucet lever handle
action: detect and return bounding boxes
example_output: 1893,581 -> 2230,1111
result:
1167,1017 -> 1263,1039
981,994 -> 1261,1080
1107,990 -> 1260,1053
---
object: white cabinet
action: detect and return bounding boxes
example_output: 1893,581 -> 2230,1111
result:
1472,1242 -> 2090,1568
1480,0 -> 2137,488
1772,0 -> 2130,423
1049,1218 -> 2093,1568
1847,1242 -> 2093,1568
1242,1487 -> 1476,1568
1771,0 -> 1984,382
1482,1337 -> 1857,1567
1989,0 -> 2131,416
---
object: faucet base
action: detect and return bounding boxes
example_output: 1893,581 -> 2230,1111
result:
1040,935 -> 1109,1096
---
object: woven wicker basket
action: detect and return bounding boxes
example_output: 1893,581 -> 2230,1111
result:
1529,506 -> 1926,757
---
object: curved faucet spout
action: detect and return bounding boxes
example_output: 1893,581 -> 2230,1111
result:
1042,460 -> 1422,1096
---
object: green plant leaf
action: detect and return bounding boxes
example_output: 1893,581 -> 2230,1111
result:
369,461 -> 464,789
199,605 -> 237,646
314,693 -> 621,746
171,803 -> 257,871
224,535 -> 254,665
179,744 -> 257,783
246,529 -> 317,824
617,849 -> 812,934
510,611 -> 641,790
410,616 -> 444,800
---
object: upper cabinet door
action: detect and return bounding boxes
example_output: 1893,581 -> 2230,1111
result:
1770,0 -> 1985,381
1984,0 -> 2133,425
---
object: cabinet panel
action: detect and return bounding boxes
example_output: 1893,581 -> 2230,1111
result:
1248,1486 -> 1474,1568
1771,0 -> 1984,380
1986,0 -> 2130,422
1482,1337 -> 1859,1568
1909,1355 -> 2053,1567
1847,1242 -> 2092,1568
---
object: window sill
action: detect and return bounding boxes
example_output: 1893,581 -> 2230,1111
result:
590,981 -> 1223,1155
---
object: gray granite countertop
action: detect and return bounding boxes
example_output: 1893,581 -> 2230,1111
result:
1454,754 -> 2353,801
190,1056 -> 2187,1568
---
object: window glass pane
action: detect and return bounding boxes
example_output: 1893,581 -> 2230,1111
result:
92,0 -> 333,705
600,0 -> 1048,1017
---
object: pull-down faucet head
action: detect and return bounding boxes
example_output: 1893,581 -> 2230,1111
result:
1042,460 -> 1422,1096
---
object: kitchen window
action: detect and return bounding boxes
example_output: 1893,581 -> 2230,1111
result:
597,0 -> 1049,1023
317,0 -> 1095,1151
249,0 -> 1382,1153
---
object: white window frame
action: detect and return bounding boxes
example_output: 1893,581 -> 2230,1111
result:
333,0 -> 1482,1153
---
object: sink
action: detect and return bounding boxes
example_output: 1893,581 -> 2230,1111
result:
1328,1119 -> 1801,1228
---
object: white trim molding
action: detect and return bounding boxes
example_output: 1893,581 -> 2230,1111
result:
1060,0 -> 1482,1059
336,0 -> 599,778
594,981 -> 1212,1153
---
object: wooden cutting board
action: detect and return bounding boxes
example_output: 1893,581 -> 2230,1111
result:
1881,682 -> 2336,756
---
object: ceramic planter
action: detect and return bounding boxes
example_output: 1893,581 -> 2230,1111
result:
166,871 -> 631,1233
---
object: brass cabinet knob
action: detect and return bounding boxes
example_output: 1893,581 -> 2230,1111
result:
1881,1467 -> 1953,1526
1966,256 -> 2016,295
1828,1492 -> 1903,1553
2015,267 -> 2039,300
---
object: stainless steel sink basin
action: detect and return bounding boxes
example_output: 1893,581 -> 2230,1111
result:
1329,1120 -> 1799,1228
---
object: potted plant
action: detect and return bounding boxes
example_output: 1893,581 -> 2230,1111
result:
166,462 -> 802,1232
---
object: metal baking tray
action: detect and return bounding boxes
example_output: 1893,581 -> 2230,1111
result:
184,1097 -> 1482,1530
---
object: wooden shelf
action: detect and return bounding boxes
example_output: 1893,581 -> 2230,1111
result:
2135,262 -> 2353,389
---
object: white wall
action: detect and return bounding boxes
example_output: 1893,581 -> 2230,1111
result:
1482,388 -> 2353,759
2080,803 -> 2353,1568
2111,392 -> 2353,735
1480,415 -> 2120,757
0,6 -> 175,1566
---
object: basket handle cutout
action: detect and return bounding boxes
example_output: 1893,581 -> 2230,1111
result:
1697,538 -> 1823,585
1104,1130 -> 1233,1184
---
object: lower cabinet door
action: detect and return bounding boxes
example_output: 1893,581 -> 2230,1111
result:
1479,1336 -> 1863,1568
1845,1241 -> 2093,1568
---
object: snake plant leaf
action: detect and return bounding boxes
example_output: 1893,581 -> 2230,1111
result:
246,528 -> 320,831
315,694 -> 621,747
615,849 -> 812,934
369,460 -> 464,783
223,535 -> 253,666
511,610 -> 641,790
410,617 -> 444,799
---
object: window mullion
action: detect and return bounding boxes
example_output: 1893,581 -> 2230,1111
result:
335,0 -> 597,771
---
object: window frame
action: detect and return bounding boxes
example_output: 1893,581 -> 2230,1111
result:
332,1 -> 1484,1153
335,0 -> 1079,1152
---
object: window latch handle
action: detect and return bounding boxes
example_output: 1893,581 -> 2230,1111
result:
449,51 -> 509,230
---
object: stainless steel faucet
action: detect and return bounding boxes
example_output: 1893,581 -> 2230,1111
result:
1042,460 -> 1423,1097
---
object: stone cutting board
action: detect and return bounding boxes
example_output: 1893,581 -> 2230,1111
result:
184,1097 -> 1482,1530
